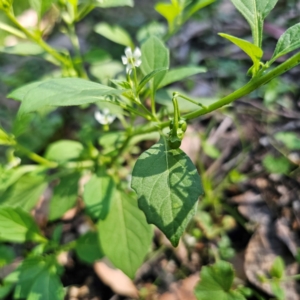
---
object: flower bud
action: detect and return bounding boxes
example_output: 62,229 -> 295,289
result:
0,0 -> 12,11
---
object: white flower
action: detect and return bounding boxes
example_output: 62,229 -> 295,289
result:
121,47 -> 142,74
94,108 -> 116,125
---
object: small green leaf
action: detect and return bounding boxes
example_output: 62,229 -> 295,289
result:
0,207 -> 46,243
270,281 -> 285,300
184,0 -> 215,20
270,256 -> 285,279
202,141 -> 221,159
0,165 -> 37,193
8,78 -> 121,115
141,36 -> 169,92
155,2 -> 181,32
29,0 -> 53,19
263,154 -> 292,174
13,257 -> 64,300
90,61 -> 124,85
0,282 -> 14,299
0,245 -> 15,267
195,261 -> 246,300
231,0 -> 278,47
49,173 -> 80,221
219,33 -> 263,74
0,173 -> 47,211
75,231 -> 104,264
83,170 -> 115,220
98,190 -> 153,278
131,136 -> 203,247
45,140 -> 84,164
275,132 -> 300,150
0,42 -> 44,56
27,270 -> 64,300
93,0 -> 133,8
158,66 -> 206,88
137,67 -> 168,93
137,21 -> 167,43
94,22 -> 134,47
0,127 -> 15,145
271,23 -> 300,62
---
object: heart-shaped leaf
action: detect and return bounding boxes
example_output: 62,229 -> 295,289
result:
131,136 -> 203,247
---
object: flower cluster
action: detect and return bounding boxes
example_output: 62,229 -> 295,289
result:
94,108 -> 116,125
121,47 -> 142,74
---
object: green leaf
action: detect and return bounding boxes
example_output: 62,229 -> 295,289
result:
98,190 -> 153,278
0,207 -> 46,243
158,66 -> 206,88
230,0 -> 278,47
202,141 -> 221,159
184,0 -> 215,20
0,165 -> 37,193
195,261 -> 246,300
137,67 -> 168,93
27,270 -> 64,300
93,0 -> 133,7
0,245 -> 15,267
0,282 -> 14,299
94,22 -> 133,47
83,170 -> 115,220
271,23 -> 300,62
219,33 -> 263,74
141,36 -> 169,92
75,231 -> 104,264
0,173 -> 47,211
270,282 -> 285,300
8,78 -> 121,115
0,42 -> 44,56
13,257 -> 64,300
45,140 -> 84,164
275,132 -> 300,150
155,2 -> 181,32
90,61 -> 124,85
131,136 -> 203,247
29,0 -> 53,19
0,127 -> 15,145
49,173 -> 80,221
270,256 -> 285,279
137,21 -> 167,43
263,154 -> 292,174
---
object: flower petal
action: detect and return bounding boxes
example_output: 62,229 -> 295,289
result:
126,65 -> 132,74
95,111 -> 106,124
121,56 -> 128,65
125,47 -> 133,58
133,47 -> 141,59
134,59 -> 142,67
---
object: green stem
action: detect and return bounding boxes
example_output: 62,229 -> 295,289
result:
176,92 -> 207,108
151,89 -> 156,116
0,21 -> 26,38
16,144 -> 58,168
171,95 -> 180,136
118,102 -> 153,120
109,134 -> 132,166
76,4 -> 95,21
132,50 -> 300,136
67,23 -> 88,79
5,11 -> 76,75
